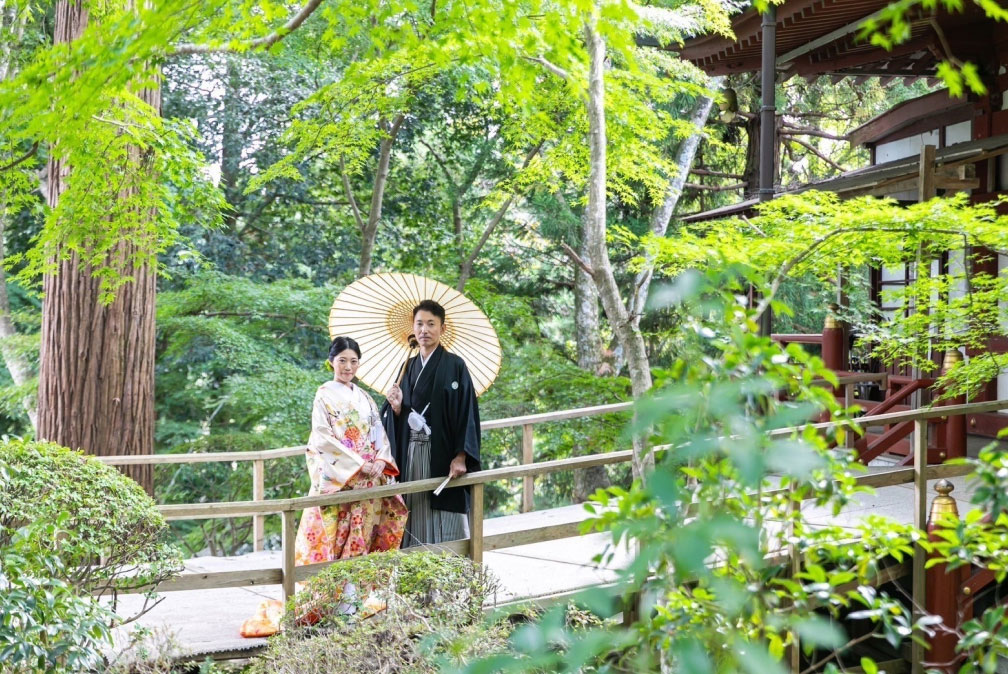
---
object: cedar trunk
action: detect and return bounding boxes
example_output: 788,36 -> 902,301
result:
37,0 -> 157,493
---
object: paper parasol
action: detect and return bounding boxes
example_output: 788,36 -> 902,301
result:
328,273 -> 501,397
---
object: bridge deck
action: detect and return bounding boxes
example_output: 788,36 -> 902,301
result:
107,470 -> 979,662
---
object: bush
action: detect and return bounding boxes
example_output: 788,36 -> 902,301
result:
0,438 -> 182,620
247,551 -> 510,674
0,516 -> 113,673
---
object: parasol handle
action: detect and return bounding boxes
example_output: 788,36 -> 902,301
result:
396,335 -> 419,387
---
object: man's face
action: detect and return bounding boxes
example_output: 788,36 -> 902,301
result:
413,310 -> 443,350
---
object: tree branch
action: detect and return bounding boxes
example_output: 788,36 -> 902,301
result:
338,156 -> 366,233
786,136 -> 845,173
780,123 -> 846,140
0,141 -> 38,172
560,241 -> 594,276
690,167 -> 743,179
684,181 -> 746,192
173,0 -> 324,56
523,54 -> 570,80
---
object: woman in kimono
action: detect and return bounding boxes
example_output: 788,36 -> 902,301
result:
294,336 -> 408,564
240,337 -> 407,638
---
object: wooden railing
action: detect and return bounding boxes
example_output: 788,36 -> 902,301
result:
99,401 -> 633,551
98,375 -> 882,552
101,394 -> 1008,637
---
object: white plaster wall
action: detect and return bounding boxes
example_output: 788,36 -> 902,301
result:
945,120 -> 972,145
876,130 -> 940,163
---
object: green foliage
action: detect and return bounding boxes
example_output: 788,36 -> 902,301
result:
454,268 -> 930,673
0,516 -> 113,674
0,438 -> 182,611
248,550 -> 508,674
156,272 -> 334,446
156,433 -> 308,556
651,192 -> 1008,398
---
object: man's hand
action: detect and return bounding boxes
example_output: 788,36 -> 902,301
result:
386,384 -> 402,415
449,452 -> 468,479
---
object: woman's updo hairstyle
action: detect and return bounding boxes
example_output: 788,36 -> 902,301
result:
328,336 -> 362,361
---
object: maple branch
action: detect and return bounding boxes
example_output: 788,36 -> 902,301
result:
560,241 -> 594,276
524,55 -> 570,80
0,141 -> 37,172
787,136 -> 845,173
173,0 -> 324,56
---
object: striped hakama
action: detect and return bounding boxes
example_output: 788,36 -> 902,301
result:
402,430 -> 469,548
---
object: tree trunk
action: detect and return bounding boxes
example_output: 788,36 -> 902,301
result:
629,94 -> 715,325
583,18 -> 653,481
358,114 -> 404,278
0,213 -> 37,430
742,113 -> 760,200
219,58 -> 242,232
572,235 -> 609,501
37,0 -> 156,493
574,236 -> 603,372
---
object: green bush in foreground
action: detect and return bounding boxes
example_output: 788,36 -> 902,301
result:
0,515 -> 113,673
0,439 -> 182,620
247,551 -> 510,674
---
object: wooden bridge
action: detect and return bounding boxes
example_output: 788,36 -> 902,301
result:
98,386 -> 1008,671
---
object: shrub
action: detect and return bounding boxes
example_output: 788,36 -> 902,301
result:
247,551 -> 509,674
0,438 -> 182,620
0,516 -> 113,673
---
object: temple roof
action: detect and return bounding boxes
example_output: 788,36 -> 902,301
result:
678,0 -> 994,81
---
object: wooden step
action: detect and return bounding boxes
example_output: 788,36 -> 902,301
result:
862,433 -> 911,456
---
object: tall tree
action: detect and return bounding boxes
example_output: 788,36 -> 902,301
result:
36,0 -> 159,490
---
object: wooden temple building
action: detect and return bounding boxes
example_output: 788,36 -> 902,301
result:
677,0 -> 1008,442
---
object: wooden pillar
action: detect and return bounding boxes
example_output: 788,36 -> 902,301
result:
919,144 -> 937,202
940,349 -> 967,461
822,314 -> 845,373
925,480 -> 967,672
522,424 -> 534,513
911,419 -> 928,674
282,510 -> 296,600
469,483 -> 484,564
253,459 -> 265,552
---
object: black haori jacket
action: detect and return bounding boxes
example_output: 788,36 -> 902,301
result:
380,345 -> 481,513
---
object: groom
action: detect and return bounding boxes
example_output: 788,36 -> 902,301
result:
381,299 -> 481,546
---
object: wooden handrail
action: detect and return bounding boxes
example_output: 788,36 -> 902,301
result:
160,398 -> 1008,520
133,399 -> 1008,604
98,375 -> 885,468
96,402 -> 634,466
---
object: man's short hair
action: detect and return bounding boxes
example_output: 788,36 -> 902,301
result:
413,299 -> 446,324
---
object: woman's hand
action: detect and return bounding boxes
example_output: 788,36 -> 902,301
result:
362,460 -> 385,479
386,384 -> 402,414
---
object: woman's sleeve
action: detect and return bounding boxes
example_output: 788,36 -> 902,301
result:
370,395 -> 400,477
307,392 -> 365,490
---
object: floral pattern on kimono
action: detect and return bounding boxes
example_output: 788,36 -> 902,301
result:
294,381 -> 408,566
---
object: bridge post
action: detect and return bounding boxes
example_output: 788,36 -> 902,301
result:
469,483 -> 484,564
821,313 -> 845,373
522,424 -> 534,513
940,349 -> 966,462
282,509 -> 296,600
925,479 -> 966,672
253,459 -> 265,552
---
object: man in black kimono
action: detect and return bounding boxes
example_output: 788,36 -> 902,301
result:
381,299 -> 481,546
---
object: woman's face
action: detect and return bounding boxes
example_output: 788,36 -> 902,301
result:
331,349 -> 359,385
